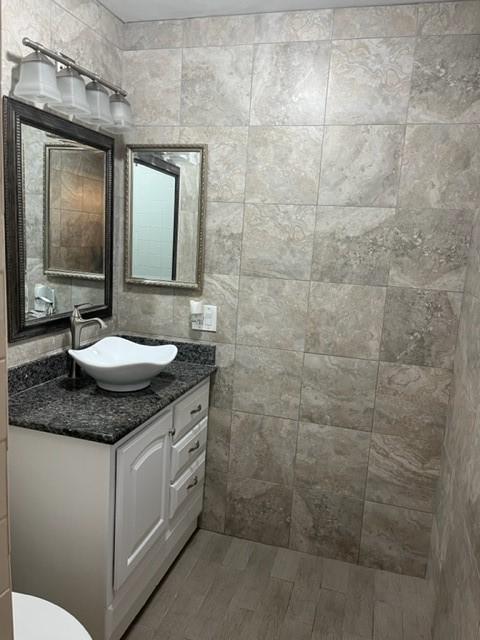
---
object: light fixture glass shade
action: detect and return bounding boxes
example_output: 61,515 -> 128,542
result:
81,81 -> 113,125
107,93 -> 133,132
51,67 -> 90,115
14,51 -> 62,104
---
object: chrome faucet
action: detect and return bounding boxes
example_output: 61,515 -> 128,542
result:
69,304 -> 107,378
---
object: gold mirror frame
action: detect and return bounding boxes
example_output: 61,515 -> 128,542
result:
124,144 -> 207,292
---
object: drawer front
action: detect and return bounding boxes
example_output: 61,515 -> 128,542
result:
169,452 -> 206,520
170,417 -> 208,481
173,381 -> 209,442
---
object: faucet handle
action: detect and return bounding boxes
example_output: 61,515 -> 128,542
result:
72,303 -> 92,318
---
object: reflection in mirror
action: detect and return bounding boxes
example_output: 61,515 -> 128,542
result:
3,97 -> 113,342
126,145 -> 207,290
22,124 -> 106,321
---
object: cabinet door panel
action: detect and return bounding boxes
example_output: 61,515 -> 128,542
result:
114,411 -> 172,590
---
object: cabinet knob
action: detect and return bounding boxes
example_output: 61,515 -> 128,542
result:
187,475 -> 199,490
188,440 -> 200,454
190,404 -> 202,416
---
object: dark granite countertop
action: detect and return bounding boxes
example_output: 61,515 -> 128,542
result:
9,360 -> 216,445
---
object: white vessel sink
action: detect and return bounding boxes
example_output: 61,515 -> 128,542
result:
69,336 -> 178,392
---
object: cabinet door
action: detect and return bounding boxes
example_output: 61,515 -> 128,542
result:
114,410 -> 172,591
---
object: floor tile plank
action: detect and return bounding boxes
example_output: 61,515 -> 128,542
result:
374,601 -> 403,640
312,588 -> 346,640
343,565 -> 375,639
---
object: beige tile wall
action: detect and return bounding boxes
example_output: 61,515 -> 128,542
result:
1,0 -> 123,367
429,215 -> 480,636
118,1 -> 480,577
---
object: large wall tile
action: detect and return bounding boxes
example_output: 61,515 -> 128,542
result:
201,470 -> 227,533
366,432 -> 442,512
245,126 -> 323,204
398,124 -> 480,210
409,35 -> 480,123
318,125 -> 404,207
333,5 -> 418,38
52,4 -> 123,85
380,288 -> 462,369
119,287 -> 175,335
241,204 -> 315,280
229,411 -> 297,486
124,20 -> 184,50
300,353 -> 378,430
181,46 -> 253,126
418,1 -> 480,35
326,38 -> 414,125
312,206 -> 395,286
204,203 -> 244,276
464,214 -> 480,300
236,276 -> 309,351
206,407 -> 232,475
123,49 -> 182,125
179,127 -> 248,202
251,41 -> 329,125
173,274 -> 239,344
225,477 -> 292,546
254,10 -> 333,43
306,282 -> 386,360
210,344 -> 235,410
290,487 -> 363,561
374,363 -> 451,439
233,346 -> 303,419
390,208 -> 473,291
360,502 -> 432,577
295,422 -> 370,498
183,14 -> 255,46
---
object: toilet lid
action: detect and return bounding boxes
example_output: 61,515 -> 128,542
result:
12,593 -> 92,640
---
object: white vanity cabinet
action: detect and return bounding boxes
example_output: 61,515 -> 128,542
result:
8,379 -> 210,640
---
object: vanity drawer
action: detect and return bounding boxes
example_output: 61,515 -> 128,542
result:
173,381 -> 209,442
170,417 -> 207,481
169,452 -> 205,519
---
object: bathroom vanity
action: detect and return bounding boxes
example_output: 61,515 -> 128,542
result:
7,341 -> 216,640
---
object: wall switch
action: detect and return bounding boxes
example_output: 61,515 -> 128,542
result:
191,304 -> 217,332
202,305 -> 217,332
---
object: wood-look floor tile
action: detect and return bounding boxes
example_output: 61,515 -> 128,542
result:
323,558 -> 350,593
343,565 -> 375,638
186,566 -> 243,640
402,609 -> 432,640
230,543 -> 278,611
212,608 -> 254,640
270,547 -> 303,582
126,530 -> 433,640
239,577 -> 293,640
312,589 -> 346,639
373,601 -> 403,640
278,619 -> 313,640
222,537 -> 254,571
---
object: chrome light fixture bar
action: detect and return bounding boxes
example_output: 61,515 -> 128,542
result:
16,37 -> 133,131
22,37 -> 127,96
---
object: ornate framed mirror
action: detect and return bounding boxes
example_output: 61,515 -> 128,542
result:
3,96 -> 114,342
125,144 -> 207,291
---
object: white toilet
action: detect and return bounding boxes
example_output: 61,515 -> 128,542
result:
12,593 -> 92,640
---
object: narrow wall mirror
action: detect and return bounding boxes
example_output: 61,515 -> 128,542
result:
3,97 -> 114,342
125,145 -> 207,290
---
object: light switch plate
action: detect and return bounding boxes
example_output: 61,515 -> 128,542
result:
191,305 -> 217,332
203,305 -> 217,332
